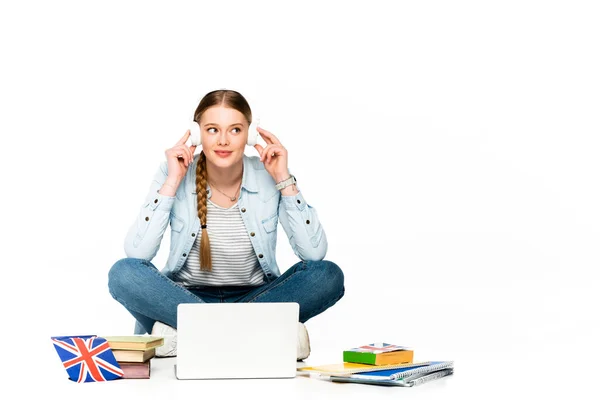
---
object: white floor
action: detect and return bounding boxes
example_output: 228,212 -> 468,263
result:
19,316 -> 599,400
35,346 -> 460,400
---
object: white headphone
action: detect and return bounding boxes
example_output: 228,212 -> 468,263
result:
189,117 -> 260,147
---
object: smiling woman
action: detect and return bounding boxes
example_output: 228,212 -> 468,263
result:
107,89 -> 345,361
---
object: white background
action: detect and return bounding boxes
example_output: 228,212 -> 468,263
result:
1,0 -> 599,398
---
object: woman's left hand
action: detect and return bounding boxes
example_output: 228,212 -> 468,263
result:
253,126 -> 290,182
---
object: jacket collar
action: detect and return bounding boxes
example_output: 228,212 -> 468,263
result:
241,154 -> 259,193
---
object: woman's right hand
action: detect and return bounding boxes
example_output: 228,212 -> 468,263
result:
165,130 -> 197,181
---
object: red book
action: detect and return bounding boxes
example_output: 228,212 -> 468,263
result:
119,360 -> 151,379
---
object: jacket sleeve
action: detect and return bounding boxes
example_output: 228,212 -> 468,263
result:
123,160 -> 175,261
277,181 -> 328,261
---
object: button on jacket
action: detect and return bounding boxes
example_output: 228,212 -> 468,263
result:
124,153 -> 328,282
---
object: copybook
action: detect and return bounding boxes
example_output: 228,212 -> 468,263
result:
297,361 -> 431,376
345,361 -> 454,381
330,368 -> 454,387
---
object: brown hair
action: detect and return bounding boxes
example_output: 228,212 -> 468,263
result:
193,89 -> 253,271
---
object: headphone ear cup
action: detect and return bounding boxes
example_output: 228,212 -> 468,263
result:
190,121 -> 201,146
247,117 -> 259,146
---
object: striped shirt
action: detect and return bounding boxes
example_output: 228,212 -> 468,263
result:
172,199 -> 265,287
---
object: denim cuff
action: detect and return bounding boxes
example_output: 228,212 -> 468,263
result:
148,189 -> 176,212
280,190 -> 307,211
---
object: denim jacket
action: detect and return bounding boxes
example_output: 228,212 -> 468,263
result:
123,153 -> 328,283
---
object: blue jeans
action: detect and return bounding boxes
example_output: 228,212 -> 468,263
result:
108,258 -> 345,334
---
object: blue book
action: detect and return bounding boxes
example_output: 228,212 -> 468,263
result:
346,361 -> 454,382
331,367 -> 454,387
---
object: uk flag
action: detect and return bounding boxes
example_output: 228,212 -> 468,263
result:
51,335 -> 123,382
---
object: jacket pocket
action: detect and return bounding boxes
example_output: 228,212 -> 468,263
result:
261,213 -> 278,234
170,214 -> 185,232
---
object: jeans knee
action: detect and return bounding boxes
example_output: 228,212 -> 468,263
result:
324,260 -> 345,296
306,259 -> 345,298
108,257 -> 144,297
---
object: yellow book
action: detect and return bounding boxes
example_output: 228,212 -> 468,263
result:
101,335 -> 164,351
112,348 -> 156,362
297,361 -> 432,376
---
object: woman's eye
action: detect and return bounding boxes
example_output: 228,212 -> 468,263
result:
207,127 -> 241,134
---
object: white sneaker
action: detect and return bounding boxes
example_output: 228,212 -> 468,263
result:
297,322 -> 311,361
151,321 -> 178,357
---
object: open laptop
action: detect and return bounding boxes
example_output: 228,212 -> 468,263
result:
175,302 -> 299,380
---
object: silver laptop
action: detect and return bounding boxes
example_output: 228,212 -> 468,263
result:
175,302 -> 299,380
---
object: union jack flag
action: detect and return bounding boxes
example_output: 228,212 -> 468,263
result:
51,335 -> 123,383
352,343 -> 408,354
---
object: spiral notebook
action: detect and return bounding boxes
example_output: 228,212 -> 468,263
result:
344,361 -> 454,381
330,368 -> 454,387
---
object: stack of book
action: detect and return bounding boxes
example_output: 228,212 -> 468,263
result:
101,336 -> 164,379
298,342 -> 454,387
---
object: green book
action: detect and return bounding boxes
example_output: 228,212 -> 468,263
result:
343,343 -> 413,365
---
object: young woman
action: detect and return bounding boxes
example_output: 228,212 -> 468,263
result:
108,89 -> 345,360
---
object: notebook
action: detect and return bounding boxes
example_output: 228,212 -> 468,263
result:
330,368 -> 454,387
344,361 -> 454,381
175,302 -> 299,380
298,361 -> 432,376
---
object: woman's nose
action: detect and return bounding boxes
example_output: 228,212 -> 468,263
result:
217,132 -> 229,145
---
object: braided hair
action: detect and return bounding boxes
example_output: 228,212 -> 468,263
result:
192,89 -> 253,271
